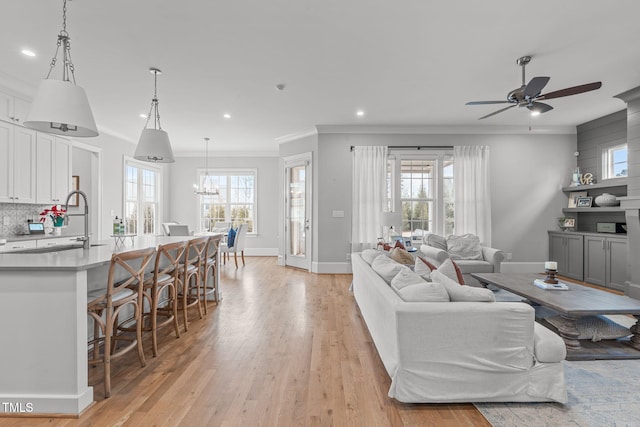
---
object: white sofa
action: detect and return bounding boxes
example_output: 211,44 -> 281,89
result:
351,252 -> 567,403
420,244 -> 504,286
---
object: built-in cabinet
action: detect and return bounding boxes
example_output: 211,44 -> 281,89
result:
548,231 -> 584,281
549,231 -> 628,290
583,234 -> 628,291
36,133 -> 71,204
0,90 -> 31,125
0,120 -> 37,203
562,179 -> 627,233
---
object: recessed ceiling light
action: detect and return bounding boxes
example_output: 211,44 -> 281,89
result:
139,114 -> 147,119
21,49 -> 36,57
530,111 -> 541,117
223,113 -> 231,119
356,110 -> 365,117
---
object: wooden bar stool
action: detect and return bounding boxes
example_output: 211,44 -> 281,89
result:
87,246 -> 156,398
176,236 -> 208,331
139,240 -> 187,357
201,235 -> 221,314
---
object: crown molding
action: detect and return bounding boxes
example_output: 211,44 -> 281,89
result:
275,128 -> 318,144
314,124 -> 576,135
615,86 -> 640,103
175,150 -> 279,158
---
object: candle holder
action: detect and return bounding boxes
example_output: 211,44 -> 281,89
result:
544,269 -> 558,284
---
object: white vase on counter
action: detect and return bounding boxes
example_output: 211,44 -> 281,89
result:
594,192 -> 619,207
52,226 -> 62,235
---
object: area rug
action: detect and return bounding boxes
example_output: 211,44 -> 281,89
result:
474,358 -> 640,427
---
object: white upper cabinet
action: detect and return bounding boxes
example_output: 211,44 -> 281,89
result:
0,121 -> 36,203
36,133 -> 71,205
0,90 -> 31,125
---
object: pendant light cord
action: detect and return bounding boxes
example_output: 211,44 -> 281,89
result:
144,69 -> 163,130
45,0 -> 76,84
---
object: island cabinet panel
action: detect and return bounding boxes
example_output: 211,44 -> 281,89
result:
548,231 -> 584,281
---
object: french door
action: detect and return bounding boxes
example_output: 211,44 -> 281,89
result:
284,153 -> 312,270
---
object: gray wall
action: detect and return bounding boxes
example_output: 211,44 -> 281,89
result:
169,155 -> 279,254
285,130 -> 576,272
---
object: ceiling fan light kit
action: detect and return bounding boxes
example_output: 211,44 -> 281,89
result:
134,68 -> 175,163
24,0 -> 98,137
466,55 -> 602,120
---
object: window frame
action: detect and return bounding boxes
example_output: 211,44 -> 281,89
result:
387,150 -> 454,237
601,143 -> 628,180
123,157 -> 163,236
196,168 -> 258,235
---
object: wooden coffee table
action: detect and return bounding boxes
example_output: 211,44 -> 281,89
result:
472,273 -> 640,360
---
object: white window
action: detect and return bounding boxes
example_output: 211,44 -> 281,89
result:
388,152 -> 454,238
197,169 -> 256,233
602,144 -> 628,179
124,160 -> 161,235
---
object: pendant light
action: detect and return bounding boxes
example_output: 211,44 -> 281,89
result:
24,0 -> 98,137
134,68 -> 175,163
193,138 -> 219,196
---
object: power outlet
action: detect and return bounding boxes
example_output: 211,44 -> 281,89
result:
506,252 -> 513,261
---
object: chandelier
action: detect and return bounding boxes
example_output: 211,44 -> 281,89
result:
24,0 -> 98,137
193,138 -> 219,196
134,68 -> 175,163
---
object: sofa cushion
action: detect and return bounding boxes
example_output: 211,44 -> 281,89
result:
436,258 -> 465,285
414,256 -> 436,281
390,247 -> 414,265
371,255 -> 404,284
361,249 -> 382,265
423,232 -> 447,251
446,234 -> 483,260
397,282 -> 450,302
431,270 -> 496,302
391,266 -> 427,290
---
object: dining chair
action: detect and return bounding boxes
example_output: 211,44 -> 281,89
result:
175,236 -> 208,331
139,240 -> 187,357
162,221 -> 179,236
168,224 -> 192,236
200,235 -> 220,313
220,223 -> 247,268
87,246 -> 156,398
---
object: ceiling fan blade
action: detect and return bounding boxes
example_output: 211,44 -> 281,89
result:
524,76 -> 550,98
478,104 -> 516,120
466,101 -> 510,105
538,82 -> 602,100
527,102 -> 554,114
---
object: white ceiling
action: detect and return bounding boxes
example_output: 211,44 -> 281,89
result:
2,0 -> 640,155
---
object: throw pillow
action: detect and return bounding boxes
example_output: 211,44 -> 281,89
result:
361,249 -> 381,265
414,256 -> 436,281
446,234 -> 483,260
227,227 -> 237,247
371,255 -> 404,284
397,282 -> 450,302
431,270 -> 495,302
391,266 -> 426,290
423,232 -> 447,251
435,258 -> 465,285
393,240 -> 406,250
390,247 -> 414,265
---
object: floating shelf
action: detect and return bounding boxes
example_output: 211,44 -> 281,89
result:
562,178 -> 627,193
563,207 -> 624,213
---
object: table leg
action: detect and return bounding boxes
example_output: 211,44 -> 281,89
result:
557,315 -> 582,351
630,315 -> 640,350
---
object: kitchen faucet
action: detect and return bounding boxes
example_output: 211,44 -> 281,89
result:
64,190 -> 90,249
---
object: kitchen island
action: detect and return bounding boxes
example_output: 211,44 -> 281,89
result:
0,234 -> 221,416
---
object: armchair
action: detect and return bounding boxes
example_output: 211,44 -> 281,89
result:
420,244 -> 504,286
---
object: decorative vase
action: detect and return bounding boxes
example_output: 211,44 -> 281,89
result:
52,226 -> 62,235
594,193 -> 619,207
53,216 -> 65,227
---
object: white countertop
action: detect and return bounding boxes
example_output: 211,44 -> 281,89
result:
0,234 -> 222,272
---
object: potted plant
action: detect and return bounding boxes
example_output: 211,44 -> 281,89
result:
40,205 -> 67,234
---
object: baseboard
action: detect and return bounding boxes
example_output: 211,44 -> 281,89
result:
311,262 -> 352,274
0,387 -> 94,416
244,248 -> 278,256
500,262 -> 545,273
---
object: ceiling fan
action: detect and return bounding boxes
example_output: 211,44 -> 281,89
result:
466,56 -> 602,120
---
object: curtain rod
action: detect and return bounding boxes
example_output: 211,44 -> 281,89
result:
350,145 -> 453,151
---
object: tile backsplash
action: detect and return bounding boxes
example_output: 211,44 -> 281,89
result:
0,203 -> 53,236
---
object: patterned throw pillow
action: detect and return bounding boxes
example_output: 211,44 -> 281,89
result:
390,248 -> 414,265
227,227 -> 236,247
446,234 -> 483,260
423,232 -> 447,251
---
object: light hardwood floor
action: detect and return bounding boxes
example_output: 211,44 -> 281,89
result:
1,257 -> 489,427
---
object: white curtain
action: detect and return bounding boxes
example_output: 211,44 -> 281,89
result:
352,146 -> 388,251
454,145 -> 492,246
